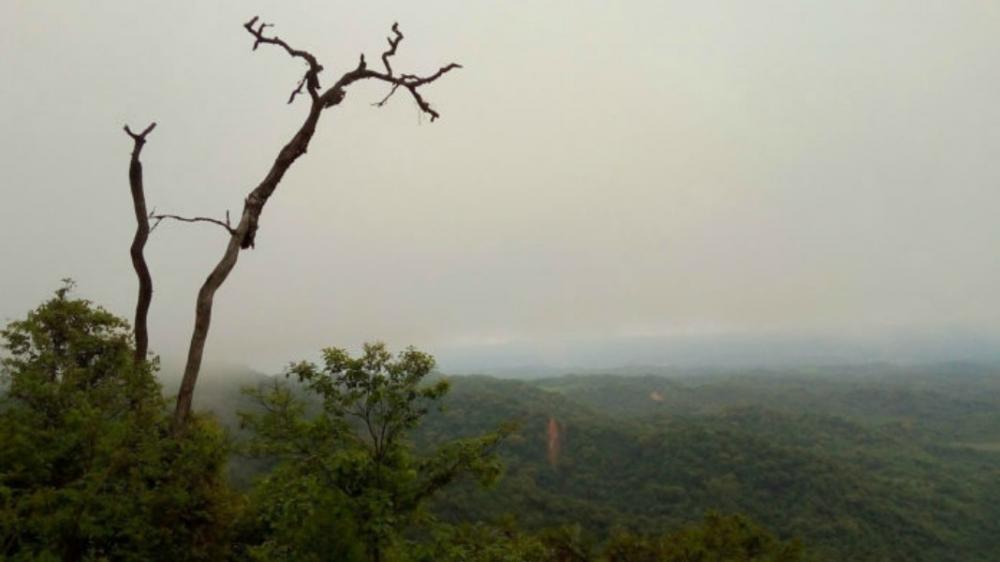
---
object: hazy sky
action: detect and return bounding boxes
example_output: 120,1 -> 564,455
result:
2,1 -> 999,371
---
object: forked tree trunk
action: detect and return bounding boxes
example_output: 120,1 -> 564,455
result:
122,17 -> 460,434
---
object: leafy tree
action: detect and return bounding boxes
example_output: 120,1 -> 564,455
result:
0,283 -> 237,561
239,343 -> 511,562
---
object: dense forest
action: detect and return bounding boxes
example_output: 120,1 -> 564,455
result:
420,370 -> 1000,561
174,332 -> 1000,559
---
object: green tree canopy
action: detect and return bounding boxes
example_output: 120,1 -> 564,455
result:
0,282 -> 237,561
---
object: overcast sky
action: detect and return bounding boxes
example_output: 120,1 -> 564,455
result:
2,1 -> 999,371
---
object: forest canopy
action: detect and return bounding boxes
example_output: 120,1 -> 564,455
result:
1,287 -> 818,561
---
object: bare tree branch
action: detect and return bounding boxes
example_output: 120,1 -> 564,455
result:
288,75 -> 308,105
243,17 -> 460,120
124,122 -> 157,140
327,25 -> 462,121
243,16 -> 323,104
149,212 -> 236,236
381,23 -> 403,75
123,122 -> 156,363
373,83 -> 402,108
354,61 -> 462,121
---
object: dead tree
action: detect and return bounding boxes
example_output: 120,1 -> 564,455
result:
125,17 -> 460,433
124,122 -> 157,364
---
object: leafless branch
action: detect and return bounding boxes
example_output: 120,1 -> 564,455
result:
288,75 -> 308,105
373,83 -> 402,108
124,122 -> 157,142
243,16 -> 324,103
370,22 -> 460,118
149,211 -> 236,236
241,18 -> 461,121
381,23 -> 403,75
353,60 -> 463,121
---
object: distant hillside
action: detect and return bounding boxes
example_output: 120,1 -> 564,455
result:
421,374 -> 1000,562
534,363 -> 1000,439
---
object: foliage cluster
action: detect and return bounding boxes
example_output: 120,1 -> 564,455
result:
0,284 -> 235,561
